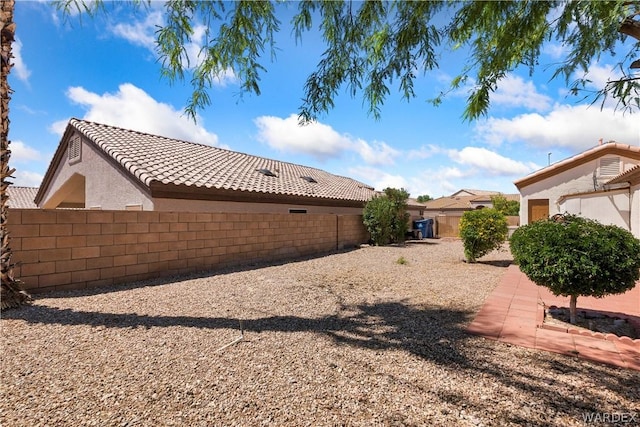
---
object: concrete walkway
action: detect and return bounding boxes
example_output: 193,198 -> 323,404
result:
468,265 -> 640,371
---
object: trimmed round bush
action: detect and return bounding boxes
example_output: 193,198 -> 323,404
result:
510,215 -> 640,323
459,208 -> 508,262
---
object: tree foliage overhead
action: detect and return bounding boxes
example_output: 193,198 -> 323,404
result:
56,0 -> 640,122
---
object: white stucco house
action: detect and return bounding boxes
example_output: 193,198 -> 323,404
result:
34,119 -> 380,214
514,142 -> 640,237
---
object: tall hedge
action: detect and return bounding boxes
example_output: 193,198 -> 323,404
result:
363,188 -> 410,245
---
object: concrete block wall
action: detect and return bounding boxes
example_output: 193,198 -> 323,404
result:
8,209 -> 369,293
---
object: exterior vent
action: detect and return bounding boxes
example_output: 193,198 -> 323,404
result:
599,157 -> 621,177
68,135 -> 81,163
257,168 -> 277,177
301,176 -> 317,183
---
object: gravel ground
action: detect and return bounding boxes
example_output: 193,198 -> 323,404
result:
1,239 -> 638,427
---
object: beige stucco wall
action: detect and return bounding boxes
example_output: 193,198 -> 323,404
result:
152,198 -> 364,215
518,155 -> 640,225
558,189 -> 631,231
40,132 -> 154,210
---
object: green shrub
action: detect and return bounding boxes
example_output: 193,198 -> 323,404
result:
363,188 -> 410,245
510,215 -> 640,323
459,208 -> 508,262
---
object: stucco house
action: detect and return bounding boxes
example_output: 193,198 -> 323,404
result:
34,119 -> 379,214
514,142 -> 640,237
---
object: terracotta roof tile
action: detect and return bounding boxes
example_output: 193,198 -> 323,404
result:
7,186 -> 39,209
69,119 -> 376,203
424,193 -> 519,210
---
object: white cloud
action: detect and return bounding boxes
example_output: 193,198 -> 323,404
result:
542,42 -> 568,60
407,144 -> 441,159
255,113 -> 399,165
9,140 -> 43,163
255,114 -> 349,159
448,147 -> 538,176
352,139 -> 400,166
580,62 -> 623,91
59,83 -> 220,146
110,13 -> 237,85
13,170 -> 43,187
110,10 -> 162,51
348,166 -> 408,192
12,38 -> 31,83
475,104 -> 639,149
492,75 -> 552,112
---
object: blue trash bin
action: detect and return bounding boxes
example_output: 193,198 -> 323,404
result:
413,219 -> 428,239
424,218 -> 434,238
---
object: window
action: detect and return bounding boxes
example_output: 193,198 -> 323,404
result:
599,157 -> 621,177
289,209 -> 307,214
68,135 -> 81,163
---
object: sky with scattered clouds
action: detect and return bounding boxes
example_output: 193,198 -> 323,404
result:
8,1 -> 640,198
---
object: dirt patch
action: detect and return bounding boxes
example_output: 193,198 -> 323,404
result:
544,306 -> 639,339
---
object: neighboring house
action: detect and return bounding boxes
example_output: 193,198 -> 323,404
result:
424,191 -> 520,217
422,190 -> 520,237
35,119 -> 378,214
514,142 -> 640,236
7,186 -> 39,209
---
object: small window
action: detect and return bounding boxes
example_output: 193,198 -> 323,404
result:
68,135 -> 81,163
301,176 -> 317,183
125,204 -> 143,211
599,157 -> 621,176
257,168 -> 277,177
289,209 -> 307,214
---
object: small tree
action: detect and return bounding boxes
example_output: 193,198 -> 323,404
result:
416,194 -> 432,203
490,194 -> 519,216
510,215 -> 640,324
363,188 -> 410,245
459,208 -> 508,263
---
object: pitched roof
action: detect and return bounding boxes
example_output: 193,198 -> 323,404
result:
451,189 -> 500,197
606,163 -> 640,186
514,142 -> 640,190
7,186 -> 39,209
424,193 -> 519,210
36,119 -> 377,206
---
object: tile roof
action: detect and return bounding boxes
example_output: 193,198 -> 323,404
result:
514,142 -> 640,190
424,193 -> 519,210
7,186 -> 39,209
42,119 -> 377,204
606,163 -> 640,186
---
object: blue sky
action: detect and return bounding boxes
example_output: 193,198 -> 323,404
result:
9,1 -> 640,198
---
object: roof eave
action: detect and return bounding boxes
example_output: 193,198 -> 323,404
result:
514,143 -> 640,190
149,182 -> 369,208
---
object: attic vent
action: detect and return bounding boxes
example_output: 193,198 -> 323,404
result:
257,168 -> 277,177
599,156 -> 621,176
68,135 -> 81,163
301,176 -> 317,183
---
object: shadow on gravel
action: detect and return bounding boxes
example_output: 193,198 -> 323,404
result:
5,299 -> 638,425
5,301 -> 473,366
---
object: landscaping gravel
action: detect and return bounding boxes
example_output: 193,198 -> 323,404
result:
1,239 -> 638,426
